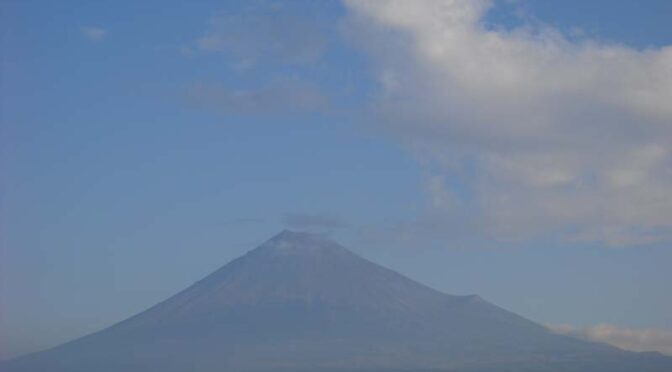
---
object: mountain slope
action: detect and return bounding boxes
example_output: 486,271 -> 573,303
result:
6,230 -> 672,371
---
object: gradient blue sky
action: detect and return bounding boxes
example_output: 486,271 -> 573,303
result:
2,0 -> 672,359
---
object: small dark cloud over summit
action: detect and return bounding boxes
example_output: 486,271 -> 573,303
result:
282,213 -> 349,230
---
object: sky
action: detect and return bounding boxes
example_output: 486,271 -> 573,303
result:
1,0 -> 671,359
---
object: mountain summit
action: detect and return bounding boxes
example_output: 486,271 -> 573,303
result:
6,231 -> 672,371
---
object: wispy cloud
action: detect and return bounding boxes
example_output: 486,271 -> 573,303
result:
548,324 -> 672,356
344,0 -> 672,246
197,1 -> 327,69
283,213 -> 349,230
185,78 -> 329,117
81,26 -> 107,41
222,218 -> 265,227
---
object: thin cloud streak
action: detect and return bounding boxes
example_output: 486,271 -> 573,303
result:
81,26 -> 106,41
185,78 -> 329,117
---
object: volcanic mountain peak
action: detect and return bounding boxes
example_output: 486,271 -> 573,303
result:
5,230 -> 672,372
200,229 -> 454,311
254,229 -> 347,256
268,229 -> 332,246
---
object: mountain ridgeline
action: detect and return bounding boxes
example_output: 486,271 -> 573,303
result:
6,230 -> 672,371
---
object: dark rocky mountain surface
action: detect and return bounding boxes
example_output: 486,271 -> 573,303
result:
5,230 -> 672,371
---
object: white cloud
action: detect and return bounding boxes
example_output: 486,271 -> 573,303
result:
548,324 -> 672,356
343,0 -> 672,246
81,26 -> 106,41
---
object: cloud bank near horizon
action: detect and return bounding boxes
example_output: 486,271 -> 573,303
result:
548,324 -> 672,356
343,0 -> 672,247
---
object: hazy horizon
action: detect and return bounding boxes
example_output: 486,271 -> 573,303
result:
2,0 -> 672,364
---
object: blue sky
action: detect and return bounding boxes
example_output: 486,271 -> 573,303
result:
2,0 -> 672,358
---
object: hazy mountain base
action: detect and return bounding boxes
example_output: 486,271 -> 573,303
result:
5,231 -> 672,372
7,350 -> 672,372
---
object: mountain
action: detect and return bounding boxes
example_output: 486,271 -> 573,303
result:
5,230 -> 672,371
